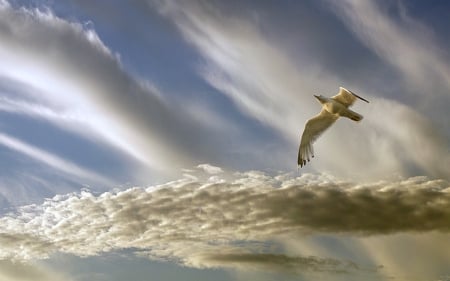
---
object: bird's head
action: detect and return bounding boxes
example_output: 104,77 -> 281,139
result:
314,94 -> 326,104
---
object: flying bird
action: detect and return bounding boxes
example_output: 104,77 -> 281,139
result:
298,87 -> 369,167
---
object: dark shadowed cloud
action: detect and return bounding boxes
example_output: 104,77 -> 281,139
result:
0,167 -> 447,275
196,252 -> 362,274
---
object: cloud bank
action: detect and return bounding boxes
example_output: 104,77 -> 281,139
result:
0,166 -> 448,274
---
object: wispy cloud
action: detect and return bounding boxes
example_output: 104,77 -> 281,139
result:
327,0 -> 450,122
1,0 -> 448,181
154,0 -> 331,141
192,252 -> 361,274
0,2 -> 232,176
0,133 -> 111,185
0,260 -> 70,281
0,167 -> 448,275
0,2 -> 153,167
0,1 -> 449,280
155,0 -> 450,180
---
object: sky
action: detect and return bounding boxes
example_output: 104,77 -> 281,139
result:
0,0 -> 449,280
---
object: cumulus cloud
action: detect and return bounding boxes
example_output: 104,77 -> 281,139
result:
197,163 -> 223,175
0,167 -> 448,274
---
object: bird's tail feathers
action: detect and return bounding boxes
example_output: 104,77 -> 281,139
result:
343,109 -> 363,122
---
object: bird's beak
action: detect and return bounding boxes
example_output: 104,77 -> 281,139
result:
314,95 -> 323,102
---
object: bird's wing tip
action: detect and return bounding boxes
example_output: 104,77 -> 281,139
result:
348,89 -> 370,103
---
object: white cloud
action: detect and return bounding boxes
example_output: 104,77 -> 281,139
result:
155,0 -> 450,180
327,0 -> 450,126
0,167 -> 448,276
0,133 -> 111,185
316,97 -> 450,180
155,0 -> 332,142
1,0 -> 447,182
0,2 -> 152,166
0,2 -> 231,177
0,87 -> 144,165
197,164 -> 223,174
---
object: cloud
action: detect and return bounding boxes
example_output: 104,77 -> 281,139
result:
358,233 -> 450,281
197,164 -> 223,175
154,0 -> 333,141
0,76 -> 136,157
0,1 -> 233,176
0,233 -> 55,261
322,98 -> 450,180
1,1 -> 448,182
327,0 -> 450,124
154,0 -> 450,180
282,232 -> 450,281
0,260 -> 70,281
0,133 -> 111,186
0,2 -> 149,166
0,167 -> 448,274
191,252 -> 361,274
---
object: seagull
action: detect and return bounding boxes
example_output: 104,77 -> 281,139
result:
297,87 -> 369,167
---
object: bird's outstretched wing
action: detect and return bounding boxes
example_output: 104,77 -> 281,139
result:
298,109 -> 338,167
332,87 -> 369,107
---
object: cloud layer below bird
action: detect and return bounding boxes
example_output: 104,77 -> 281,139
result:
0,165 -> 449,279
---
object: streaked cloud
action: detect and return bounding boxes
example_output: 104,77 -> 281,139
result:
154,0 -> 450,180
0,167 -> 448,275
154,0 -> 331,141
0,1 -> 232,177
0,260 -> 69,281
327,0 -> 450,126
0,1 -> 449,280
1,0 -> 448,184
0,133 -> 111,185
192,252 -> 361,274
0,79 -> 139,161
328,0 -> 450,95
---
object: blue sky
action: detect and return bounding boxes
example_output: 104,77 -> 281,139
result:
0,0 -> 449,280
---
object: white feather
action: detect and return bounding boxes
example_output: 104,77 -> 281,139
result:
297,87 -> 369,167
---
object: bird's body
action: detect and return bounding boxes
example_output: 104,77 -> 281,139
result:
297,87 -> 369,167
